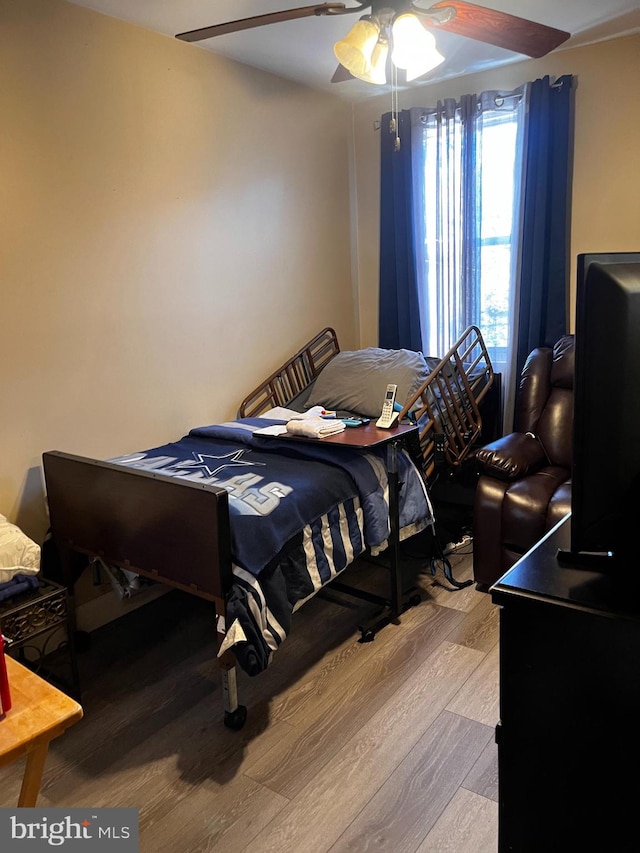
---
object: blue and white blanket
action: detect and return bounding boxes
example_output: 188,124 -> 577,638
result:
111,418 -> 433,675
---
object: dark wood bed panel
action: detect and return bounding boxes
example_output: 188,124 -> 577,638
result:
42,451 -> 247,729
42,452 -> 232,602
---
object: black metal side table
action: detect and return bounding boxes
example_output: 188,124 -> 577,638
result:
0,578 -> 80,700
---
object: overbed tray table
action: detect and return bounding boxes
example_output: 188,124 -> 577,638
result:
261,421 -> 422,638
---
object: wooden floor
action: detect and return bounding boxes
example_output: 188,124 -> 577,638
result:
0,546 -> 500,852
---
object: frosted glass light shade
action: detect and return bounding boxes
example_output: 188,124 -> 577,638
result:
359,40 -> 388,85
334,20 -> 380,79
391,13 -> 444,79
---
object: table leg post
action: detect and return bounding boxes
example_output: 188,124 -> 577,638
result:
18,744 -> 49,807
387,440 -> 402,619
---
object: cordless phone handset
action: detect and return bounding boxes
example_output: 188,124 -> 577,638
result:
376,383 -> 399,429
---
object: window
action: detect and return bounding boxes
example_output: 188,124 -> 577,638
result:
415,93 -> 524,376
478,112 -> 519,370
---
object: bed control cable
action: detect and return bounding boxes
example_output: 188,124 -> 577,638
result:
428,533 -> 474,589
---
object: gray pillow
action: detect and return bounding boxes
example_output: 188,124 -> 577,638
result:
306,348 -> 430,418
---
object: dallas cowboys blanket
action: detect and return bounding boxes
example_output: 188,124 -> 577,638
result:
110,418 -> 433,675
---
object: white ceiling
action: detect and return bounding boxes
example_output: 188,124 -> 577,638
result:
68,1 -> 640,100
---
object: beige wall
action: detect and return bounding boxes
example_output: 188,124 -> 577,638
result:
352,34 -> 640,346
3,0 -> 639,556
1,0 -> 355,542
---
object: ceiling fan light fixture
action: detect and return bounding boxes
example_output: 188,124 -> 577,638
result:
333,18 -> 381,80
176,3 -> 572,87
391,13 -> 444,78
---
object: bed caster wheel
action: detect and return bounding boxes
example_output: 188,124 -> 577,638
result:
359,628 -> 375,643
224,705 -> 248,730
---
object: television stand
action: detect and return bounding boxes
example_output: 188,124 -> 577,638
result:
492,515 -> 640,852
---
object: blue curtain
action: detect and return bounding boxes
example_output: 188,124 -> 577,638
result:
515,74 -> 574,378
378,75 -> 574,429
378,111 -> 424,351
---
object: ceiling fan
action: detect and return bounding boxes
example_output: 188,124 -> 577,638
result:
175,2 -> 570,86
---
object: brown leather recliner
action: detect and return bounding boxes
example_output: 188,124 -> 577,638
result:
473,335 -> 574,589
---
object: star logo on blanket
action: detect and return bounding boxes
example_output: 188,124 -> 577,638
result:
172,450 -> 266,478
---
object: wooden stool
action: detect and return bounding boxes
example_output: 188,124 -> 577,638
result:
0,656 -> 83,806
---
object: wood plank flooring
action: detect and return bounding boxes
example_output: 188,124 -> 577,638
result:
0,546 -> 500,852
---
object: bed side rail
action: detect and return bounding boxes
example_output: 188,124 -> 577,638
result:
238,327 -> 340,417
399,326 -> 495,480
42,451 -> 232,602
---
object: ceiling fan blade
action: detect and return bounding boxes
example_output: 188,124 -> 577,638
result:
331,63 -> 354,83
423,1 -> 570,58
176,3 -> 348,43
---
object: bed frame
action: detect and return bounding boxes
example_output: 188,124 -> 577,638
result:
42,325 -> 493,730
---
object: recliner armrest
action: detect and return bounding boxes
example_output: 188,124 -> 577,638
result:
476,432 -> 547,481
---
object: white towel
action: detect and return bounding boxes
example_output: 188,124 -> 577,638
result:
286,417 -> 346,439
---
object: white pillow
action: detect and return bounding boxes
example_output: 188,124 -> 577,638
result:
0,514 -> 41,583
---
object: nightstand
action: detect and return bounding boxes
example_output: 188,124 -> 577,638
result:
0,578 -> 80,700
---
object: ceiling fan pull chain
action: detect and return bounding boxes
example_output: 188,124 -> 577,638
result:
391,64 -> 401,152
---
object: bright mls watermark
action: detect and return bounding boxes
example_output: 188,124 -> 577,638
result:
0,809 -> 139,850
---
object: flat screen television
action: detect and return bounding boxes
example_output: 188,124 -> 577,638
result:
560,252 -> 640,569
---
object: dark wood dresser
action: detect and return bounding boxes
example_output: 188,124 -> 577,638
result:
492,515 -> 640,852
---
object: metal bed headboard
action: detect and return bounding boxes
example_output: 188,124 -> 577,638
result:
238,327 -> 340,418
237,324 -> 494,483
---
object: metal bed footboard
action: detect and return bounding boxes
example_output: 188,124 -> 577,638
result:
398,325 -> 495,481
